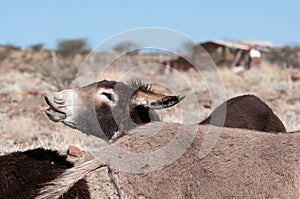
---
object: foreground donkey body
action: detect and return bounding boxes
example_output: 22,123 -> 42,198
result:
39,122 -> 300,199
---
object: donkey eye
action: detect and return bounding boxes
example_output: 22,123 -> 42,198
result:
102,92 -> 114,101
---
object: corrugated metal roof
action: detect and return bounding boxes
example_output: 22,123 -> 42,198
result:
238,40 -> 276,47
200,39 -> 277,51
202,40 -> 250,50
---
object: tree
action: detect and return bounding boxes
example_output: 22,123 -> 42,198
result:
112,41 -> 138,54
30,43 -> 44,51
57,39 -> 89,57
266,46 -> 300,68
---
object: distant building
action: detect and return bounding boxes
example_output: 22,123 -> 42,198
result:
162,40 -> 276,71
196,40 -> 275,69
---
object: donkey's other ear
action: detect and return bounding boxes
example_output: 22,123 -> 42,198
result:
148,95 -> 185,109
130,89 -> 185,110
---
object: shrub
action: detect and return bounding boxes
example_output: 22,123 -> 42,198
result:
57,39 -> 88,57
112,41 -> 138,54
33,64 -> 79,90
266,46 -> 300,68
30,43 -> 44,51
0,48 -> 10,62
0,44 -> 20,62
3,44 -> 21,51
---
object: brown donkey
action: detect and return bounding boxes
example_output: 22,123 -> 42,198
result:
200,94 -> 286,132
0,148 -> 90,199
39,81 -> 298,198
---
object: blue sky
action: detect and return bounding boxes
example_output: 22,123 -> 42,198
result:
1,0 -> 299,49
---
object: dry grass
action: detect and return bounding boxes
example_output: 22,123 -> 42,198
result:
0,68 -> 107,154
0,115 -> 107,154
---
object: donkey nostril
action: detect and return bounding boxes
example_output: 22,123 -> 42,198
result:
54,95 -> 65,104
54,94 -> 63,100
54,99 -> 65,105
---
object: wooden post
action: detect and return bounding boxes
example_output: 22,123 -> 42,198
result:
231,49 -> 242,67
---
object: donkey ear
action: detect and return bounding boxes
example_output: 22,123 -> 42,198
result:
130,89 -> 185,110
148,95 -> 185,109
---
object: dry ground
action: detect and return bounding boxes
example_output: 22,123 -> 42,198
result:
0,58 -> 299,197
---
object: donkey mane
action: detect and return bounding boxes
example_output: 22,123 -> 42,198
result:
130,79 -> 153,92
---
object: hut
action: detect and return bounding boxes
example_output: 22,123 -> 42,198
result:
162,40 -> 274,71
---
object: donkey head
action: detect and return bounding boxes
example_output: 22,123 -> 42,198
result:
44,80 -> 183,141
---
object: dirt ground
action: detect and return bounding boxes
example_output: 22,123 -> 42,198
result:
0,56 -> 300,197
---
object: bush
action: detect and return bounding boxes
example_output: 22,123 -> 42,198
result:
57,39 -> 89,57
266,46 -> 300,68
30,43 -> 44,51
33,64 -> 79,90
0,48 -> 10,62
0,44 -> 20,62
3,44 -> 21,51
112,41 -> 138,54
